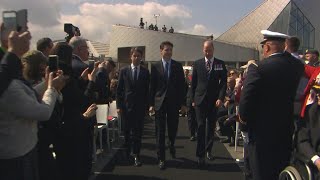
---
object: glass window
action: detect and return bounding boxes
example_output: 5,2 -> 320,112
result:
310,30 -> 315,48
287,2 -> 315,51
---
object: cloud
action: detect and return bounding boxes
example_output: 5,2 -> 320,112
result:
180,24 -> 217,38
0,1 -> 210,47
62,2 -> 192,43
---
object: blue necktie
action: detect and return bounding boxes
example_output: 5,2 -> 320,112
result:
133,67 -> 138,81
164,62 -> 169,81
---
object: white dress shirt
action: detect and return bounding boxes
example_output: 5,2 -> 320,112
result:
131,64 -> 140,80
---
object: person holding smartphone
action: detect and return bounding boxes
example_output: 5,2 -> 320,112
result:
0,30 -> 66,180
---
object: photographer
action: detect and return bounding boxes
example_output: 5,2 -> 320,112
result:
50,42 -> 98,180
0,31 -> 66,180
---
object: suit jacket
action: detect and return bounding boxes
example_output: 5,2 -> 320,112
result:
150,60 -> 186,111
297,103 -> 320,163
95,68 -> 111,104
116,65 -> 150,114
239,52 -> 304,143
71,55 -> 88,79
191,57 -> 227,106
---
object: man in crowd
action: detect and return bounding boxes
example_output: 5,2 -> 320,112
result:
149,41 -> 187,170
69,36 -> 89,78
306,49 -> 320,67
116,47 -> 149,167
285,36 -> 303,62
285,36 -> 308,125
36,37 -> 53,57
239,30 -> 304,180
191,40 -> 227,168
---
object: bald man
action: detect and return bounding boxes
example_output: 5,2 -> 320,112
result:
191,40 -> 227,167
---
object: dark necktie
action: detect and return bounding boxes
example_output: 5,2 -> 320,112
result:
164,61 -> 169,81
133,66 -> 138,81
206,60 -> 211,73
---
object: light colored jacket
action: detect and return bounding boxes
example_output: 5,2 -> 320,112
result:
0,79 -> 58,159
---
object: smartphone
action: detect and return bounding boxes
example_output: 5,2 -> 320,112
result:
16,9 -> 28,32
2,11 -> 17,32
88,60 -> 95,73
48,55 -> 59,72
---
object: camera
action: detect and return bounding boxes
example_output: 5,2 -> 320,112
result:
64,23 -> 81,42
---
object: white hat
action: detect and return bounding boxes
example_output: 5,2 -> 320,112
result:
260,30 -> 290,44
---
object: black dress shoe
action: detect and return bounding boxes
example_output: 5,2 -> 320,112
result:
133,156 -> 142,167
190,136 -> 196,141
198,157 -> 206,168
206,152 -> 214,160
159,160 -> 166,170
169,146 -> 176,158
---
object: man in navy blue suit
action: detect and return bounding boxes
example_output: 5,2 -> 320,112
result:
116,47 -> 150,167
149,41 -> 187,170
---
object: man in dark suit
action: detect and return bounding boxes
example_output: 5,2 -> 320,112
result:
149,41 -> 187,170
239,30 -> 304,180
116,47 -> 150,167
191,40 -> 227,167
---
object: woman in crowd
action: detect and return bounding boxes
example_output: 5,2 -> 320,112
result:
0,31 -> 66,180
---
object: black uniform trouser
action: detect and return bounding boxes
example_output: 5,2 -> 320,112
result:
37,127 -> 59,180
123,111 -> 144,156
55,128 -> 93,180
195,99 -> 217,158
187,106 -> 197,136
155,99 -> 179,161
247,141 -> 291,180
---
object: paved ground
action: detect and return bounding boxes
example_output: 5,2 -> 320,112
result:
91,116 -> 245,180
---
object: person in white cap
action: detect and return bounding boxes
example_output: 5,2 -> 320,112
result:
239,30 -> 304,180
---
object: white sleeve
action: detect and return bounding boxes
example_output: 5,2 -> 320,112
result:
0,81 -> 58,121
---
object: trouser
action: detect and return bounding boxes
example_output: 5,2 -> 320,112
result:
247,141 -> 291,180
155,99 -> 179,161
55,129 -> 93,180
124,111 -> 144,156
0,146 -> 39,180
187,106 -> 197,136
38,127 -> 59,180
195,101 -> 217,158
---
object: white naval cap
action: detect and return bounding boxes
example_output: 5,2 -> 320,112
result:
260,30 -> 290,44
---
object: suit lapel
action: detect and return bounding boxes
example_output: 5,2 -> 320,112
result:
168,60 -> 174,82
127,66 -> 134,87
199,58 -> 208,80
138,67 -> 144,81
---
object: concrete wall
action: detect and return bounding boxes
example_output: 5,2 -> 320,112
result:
109,25 -> 258,63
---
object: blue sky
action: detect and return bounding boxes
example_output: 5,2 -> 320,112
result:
1,0 -> 264,44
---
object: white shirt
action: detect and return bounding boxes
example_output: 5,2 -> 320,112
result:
205,56 -> 214,71
269,51 -> 284,58
131,64 -> 140,80
161,58 -> 171,78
